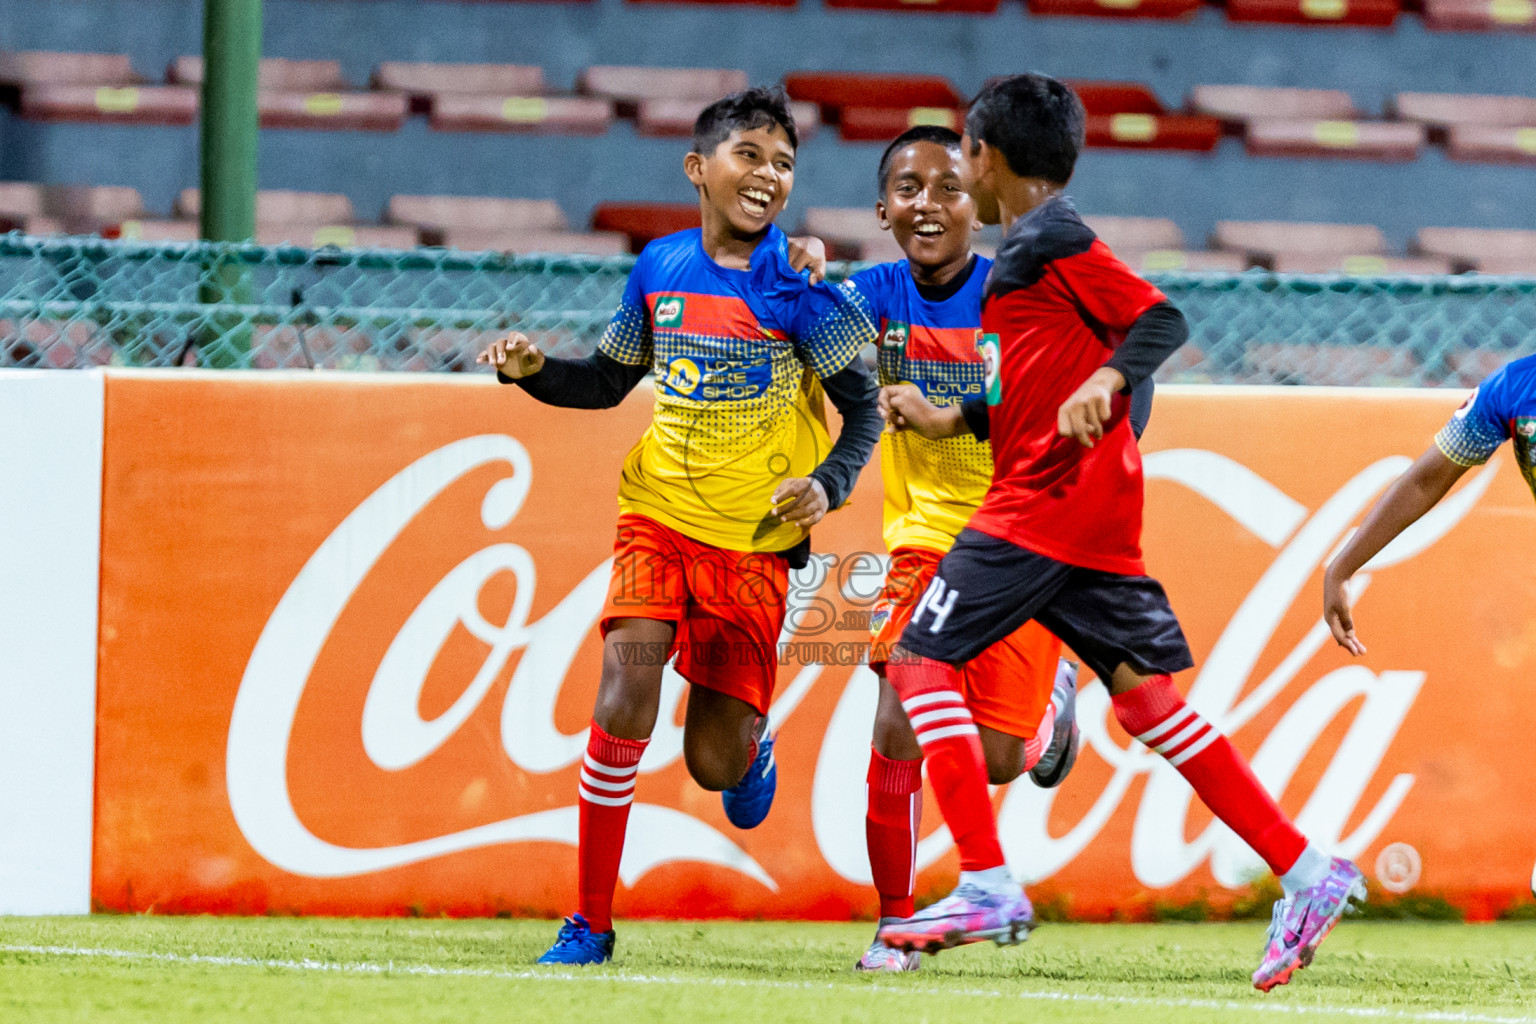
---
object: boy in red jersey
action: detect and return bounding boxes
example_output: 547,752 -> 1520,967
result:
875,74 -> 1364,992
480,87 -> 882,966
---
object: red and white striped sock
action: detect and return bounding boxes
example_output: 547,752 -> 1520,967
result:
577,720 -> 648,933
865,747 -> 923,920
1112,675 -> 1307,877
887,655 -> 1004,873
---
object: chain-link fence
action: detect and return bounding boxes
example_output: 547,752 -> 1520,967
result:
1,231 -> 1532,386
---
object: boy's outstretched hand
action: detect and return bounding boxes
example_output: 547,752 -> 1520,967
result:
477,332 -> 545,379
1322,568 -> 1368,657
1058,367 -> 1125,447
880,383 -> 967,439
771,476 -> 829,526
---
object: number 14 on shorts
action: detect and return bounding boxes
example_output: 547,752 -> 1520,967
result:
911,576 -> 960,634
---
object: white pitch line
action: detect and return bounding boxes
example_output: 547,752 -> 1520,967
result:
2,943 -> 1533,1024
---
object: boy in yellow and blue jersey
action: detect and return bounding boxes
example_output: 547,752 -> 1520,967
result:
479,87 -> 882,966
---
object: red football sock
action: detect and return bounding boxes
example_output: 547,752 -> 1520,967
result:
887,656 -> 1004,873
865,747 -> 923,919
1112,675 -> 1306,876
577,720 -> 649,933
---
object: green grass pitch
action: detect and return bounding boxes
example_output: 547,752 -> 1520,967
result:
0,916 -> 1532,1023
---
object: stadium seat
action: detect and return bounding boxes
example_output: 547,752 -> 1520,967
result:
824,0 -> 1001,11
1422,0 -> 1536,31
170,56 -> 407,131
385,195 -> 568,244
168,56 -> 347,91
1026,0 -> 1201,19
784,72 -> 963,115
577,66 -> 749,107
254,224 -> 420,248
1268,252 -> 1457,274
42,184 -> 145,225
1242,343 -> 1420,386
1244,119 -> 1424,161
1189,85 -> 1358,131
800,206 -> 886,259
1393,91 -> 1536,127
591,202 -> 701,249
108,219 -> 199,242
18,83 -> 197,125
1225,0 -> 1400,27
1445,347 -> 1513,386
627,0 -> 795,7
1446,125 -> 1536,163
1414,226 -> 1536,270
0,182 -> 46,218
636,98 -> 820,139
439,228 -> 630,255
1083,215 -> 1185,252
837,105 -> 962,142
1213,221 -> 1388,262
0,317 -> 105,369
1066,81 -> 1221,151
177,189 -> 355,224
371,62 -> 545,112
428,95 -> 613,134
1132,250 -> 1251,272
0,51 -> 136,87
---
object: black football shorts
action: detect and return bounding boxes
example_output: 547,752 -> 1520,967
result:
896,527 -> 1195,684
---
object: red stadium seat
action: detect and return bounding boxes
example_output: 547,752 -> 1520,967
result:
837,105 -> 963,141
1268,252 -> 1457,274
1244,119 -> 1424,161
0,51 -> 136,86
1213,220 -> 1388,261
1422,0 -> 1536,31
1446,125 -> 1536,163
0,182 -> 46,218
439,228 -> 630,255
1065,82 -> 1222,151
637,98 -> 819,139
1415,226 -> 1536,270
578,66 -> 749,105
371,62 -> 545,113
18,83 -> 197,125
386,195 -> 569,244
178,189 -> 355,224
591,202 -> 701,249
1026,0 -> 1201,19
1188,85 -> 1358,134
42,185 -> 145,225
784,72 -> 963,116
825,0 -> 1000,11
428,95 -> 613,135
1225,0 -> 1400,26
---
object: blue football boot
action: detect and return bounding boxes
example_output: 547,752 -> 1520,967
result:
536,914 -> 615,965
721,720 -> 776,829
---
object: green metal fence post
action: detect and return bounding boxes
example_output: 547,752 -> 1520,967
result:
197,0 -> 262,367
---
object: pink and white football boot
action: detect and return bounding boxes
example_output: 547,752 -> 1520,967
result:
877,881 -> 1035,955
1252,857 -> 1367,991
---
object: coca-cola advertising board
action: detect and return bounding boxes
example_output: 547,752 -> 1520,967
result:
89,372 -> 1536,920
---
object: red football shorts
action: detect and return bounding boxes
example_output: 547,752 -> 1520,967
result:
600,513 -> 788,715
869,546 -> 1061,740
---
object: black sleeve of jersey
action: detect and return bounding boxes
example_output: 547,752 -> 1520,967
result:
1103,302 -> 1188,393
499,351 -> 649,409
960,396 -> 991,441
810,358 -> 882,511
1129,377 -> 1154,440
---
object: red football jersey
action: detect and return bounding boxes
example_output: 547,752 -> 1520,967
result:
966,197 -> 1166,575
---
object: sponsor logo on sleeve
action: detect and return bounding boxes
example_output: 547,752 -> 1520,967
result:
978,332 -> 1002,406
